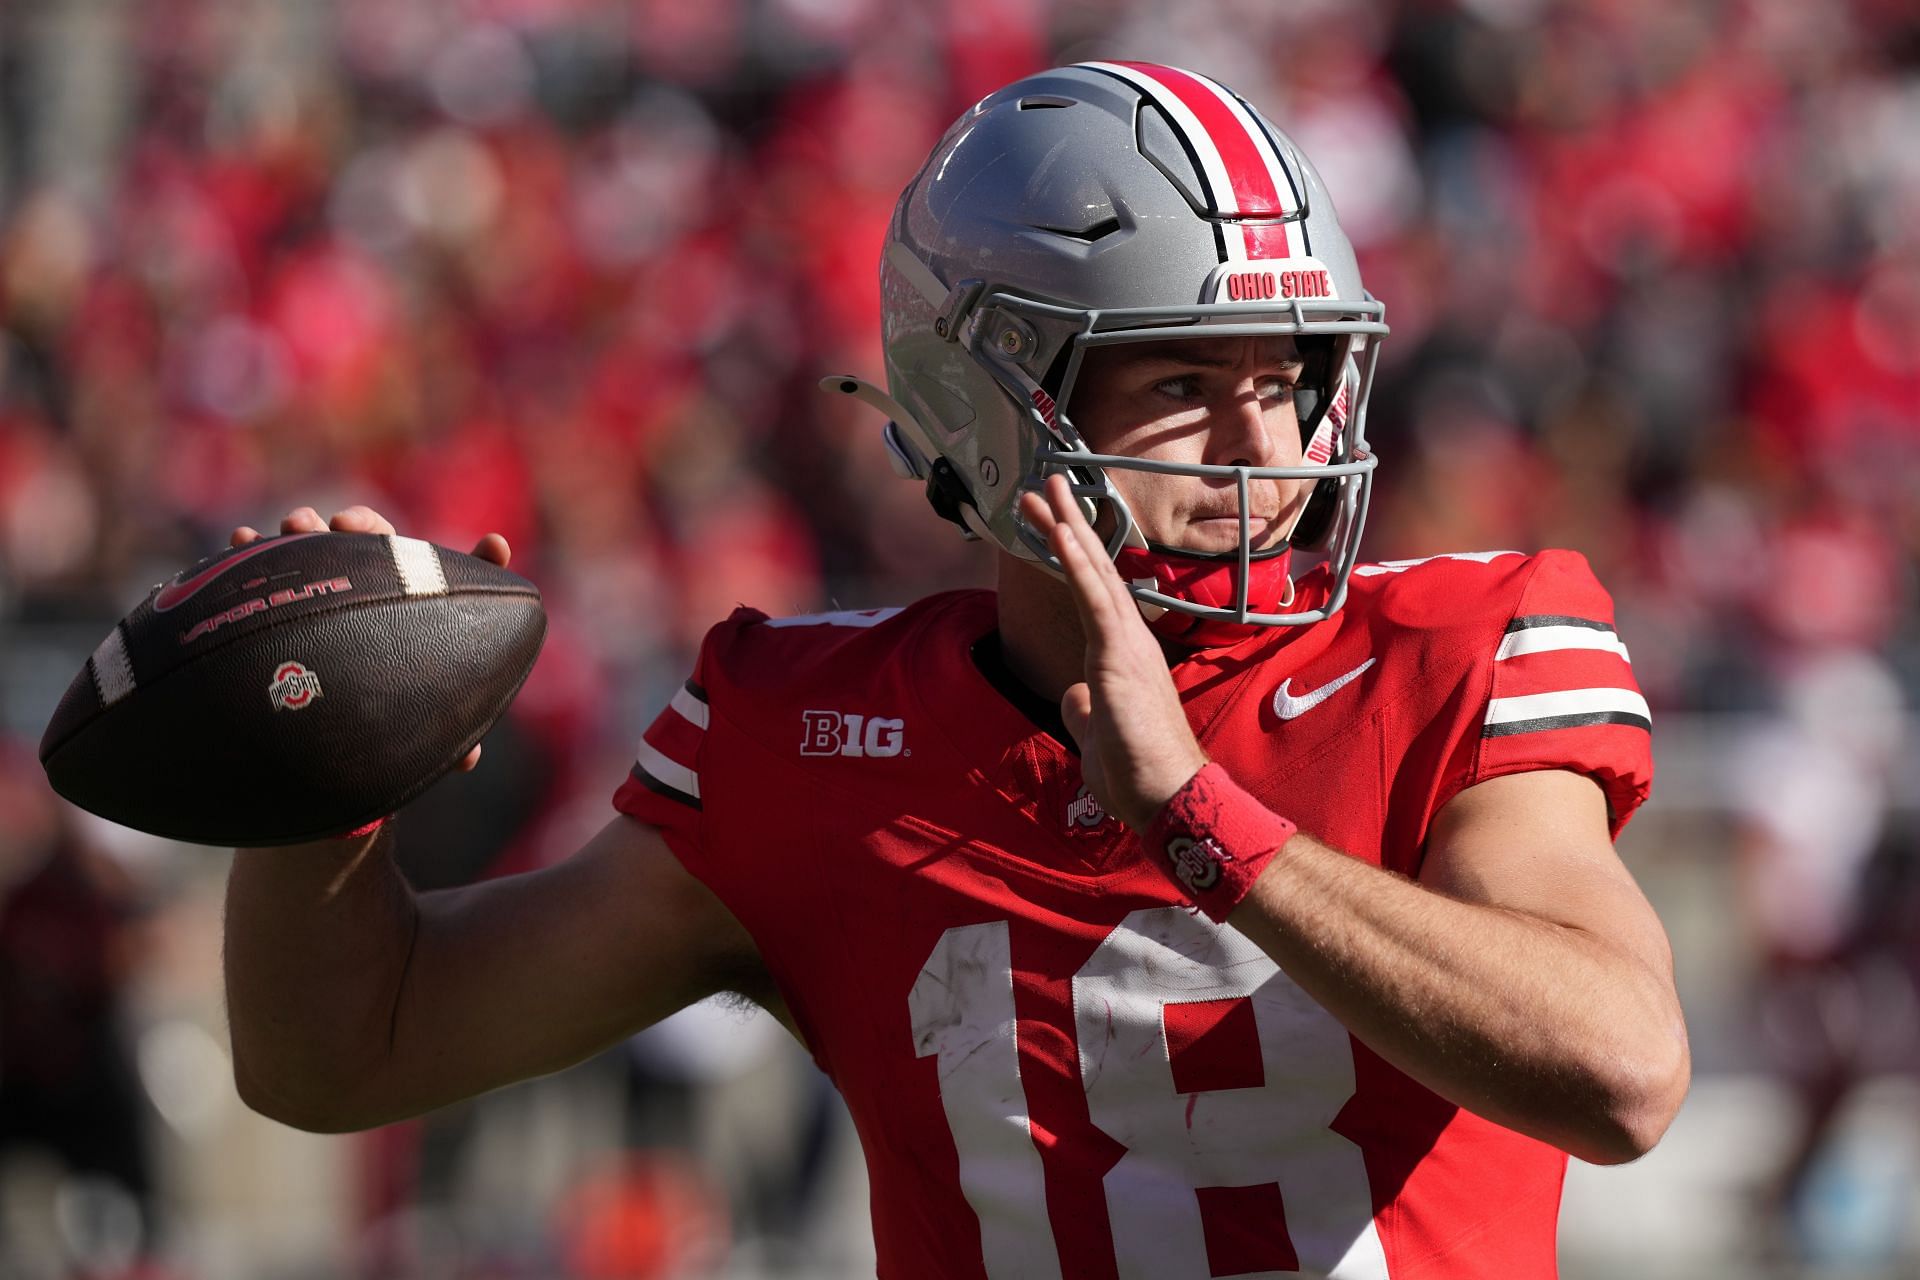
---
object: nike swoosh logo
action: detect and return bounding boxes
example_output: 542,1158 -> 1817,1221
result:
1273,658 -> 1376,721
152,532 -> 325,613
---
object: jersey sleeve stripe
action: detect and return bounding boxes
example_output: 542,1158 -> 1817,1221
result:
634,739 -> 700,803
626,761 -> 702,811
1483,687 -> 1651,735
643,707 -> 703,767
1489,648 -> 1638,702
1495,624 -> 1631,662
764,607 -> 904,629
670,682 -> 710,730
1484,710 -> 1652,738
1505,613 -> 1612,632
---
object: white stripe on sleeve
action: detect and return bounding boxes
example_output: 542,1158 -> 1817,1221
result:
669,684 -> 710,730
1495,625 -> 1631,663
635,739 -> 700,800
1484,687 -> 1652,727
764,608 -> 903,629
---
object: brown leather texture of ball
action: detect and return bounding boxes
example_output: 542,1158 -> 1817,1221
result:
39,532 -> 547,846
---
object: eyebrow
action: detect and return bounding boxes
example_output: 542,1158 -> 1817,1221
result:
1107,347 -> 1304,371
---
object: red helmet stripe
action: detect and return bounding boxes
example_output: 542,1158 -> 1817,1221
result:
1240,219 -> 1293,260
1107,62 -> 1297,260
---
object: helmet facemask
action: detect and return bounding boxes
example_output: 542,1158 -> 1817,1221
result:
964,291 -> 1384,632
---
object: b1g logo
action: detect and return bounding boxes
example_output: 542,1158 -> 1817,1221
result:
269,661 -> 324,711
800,710 -> 906,758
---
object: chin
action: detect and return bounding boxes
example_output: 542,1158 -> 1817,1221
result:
1174,521 -> 1285,555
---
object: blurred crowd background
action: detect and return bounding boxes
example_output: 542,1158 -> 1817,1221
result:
1,0 -> 1917,1276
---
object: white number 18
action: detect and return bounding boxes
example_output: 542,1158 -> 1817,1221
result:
910,908 -> 1390,1279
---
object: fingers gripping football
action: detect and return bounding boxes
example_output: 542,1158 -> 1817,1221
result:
231,506 -> 509,567
227,505 -> 516,775
1018,476 -> 1208,830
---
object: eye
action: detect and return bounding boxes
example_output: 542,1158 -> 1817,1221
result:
1256,376 -> 1297,401
1153,375 -> 1203,400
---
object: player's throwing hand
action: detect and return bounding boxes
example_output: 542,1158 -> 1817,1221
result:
227,505 -> 512,774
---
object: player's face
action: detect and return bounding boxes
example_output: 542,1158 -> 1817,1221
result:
1067,335 -> 1311,554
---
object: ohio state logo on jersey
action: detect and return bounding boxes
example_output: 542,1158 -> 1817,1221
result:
800,710 -> 907,758
268,661 -> 323,711
1067,783 -> 1111,830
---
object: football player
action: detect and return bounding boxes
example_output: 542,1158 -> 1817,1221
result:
225,64 -> 1688,1278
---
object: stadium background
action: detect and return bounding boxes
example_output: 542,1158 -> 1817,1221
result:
1,0 -> 1917,1276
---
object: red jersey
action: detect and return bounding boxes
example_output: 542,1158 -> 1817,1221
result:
614,549 -> 1653,1280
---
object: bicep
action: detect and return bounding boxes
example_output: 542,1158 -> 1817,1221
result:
370,815 -> 767,1123
1420,769 -> 1675,983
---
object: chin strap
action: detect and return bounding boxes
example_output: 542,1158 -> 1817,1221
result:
1113,545 -> 1295,649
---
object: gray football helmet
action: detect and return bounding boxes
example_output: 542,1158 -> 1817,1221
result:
825,61 -> 1387,628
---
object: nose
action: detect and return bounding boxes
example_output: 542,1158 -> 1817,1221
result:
1202,377 -> 1293,469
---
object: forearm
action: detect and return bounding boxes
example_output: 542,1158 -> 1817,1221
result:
226,815 -> 773,1133
223,831 -> 419,1129
1228,834 -> 1688,1164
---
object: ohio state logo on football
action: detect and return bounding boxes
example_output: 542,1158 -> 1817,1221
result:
269,661 -> 324,711
800,710 -> 906,758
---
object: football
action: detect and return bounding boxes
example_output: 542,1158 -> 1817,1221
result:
38,531 -> 547,846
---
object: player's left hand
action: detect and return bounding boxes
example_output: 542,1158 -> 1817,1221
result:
1019,475 -> 1209,831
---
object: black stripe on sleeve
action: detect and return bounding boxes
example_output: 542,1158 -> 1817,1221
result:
1483,711 -> 1652,739
630,763 -> 702,811
683,676 -> 708,703
1504,614 -> 1614,634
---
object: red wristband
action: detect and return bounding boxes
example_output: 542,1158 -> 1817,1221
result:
1143,763 -> 1297,922
334,816 -> 390,840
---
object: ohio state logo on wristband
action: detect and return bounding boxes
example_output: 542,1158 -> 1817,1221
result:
1144,763 -> 1298,922
1164,835 -> 1225,892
